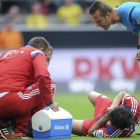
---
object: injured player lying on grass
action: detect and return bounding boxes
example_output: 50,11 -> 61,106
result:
72,91 -> 140,137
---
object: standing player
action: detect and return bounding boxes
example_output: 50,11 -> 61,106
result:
0,37 -> 58,139
89,1 -> 140,60
72,91 -> 140,137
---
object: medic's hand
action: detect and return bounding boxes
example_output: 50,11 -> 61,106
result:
49,102 -> 59,111
136,49 -> 140,61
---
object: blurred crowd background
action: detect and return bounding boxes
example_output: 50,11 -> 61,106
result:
0,0 -> 140,49
1,0 -> 140,29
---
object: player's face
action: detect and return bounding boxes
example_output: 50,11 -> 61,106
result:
92,10 -> 111,30
39,48 -> 52,65
43,49 -> 52,66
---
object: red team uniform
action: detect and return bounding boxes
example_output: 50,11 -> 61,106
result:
82,95 -> 140,137
0,46 -> 56,131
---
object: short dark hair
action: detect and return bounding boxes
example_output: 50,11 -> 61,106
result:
109,107 -> 134,129
28,37 -> 51,51
89,1 -> 113,17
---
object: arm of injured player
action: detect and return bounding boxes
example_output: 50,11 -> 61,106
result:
110,91 -> 129,108
104,91 -> 129,119
88,114 -> 109,136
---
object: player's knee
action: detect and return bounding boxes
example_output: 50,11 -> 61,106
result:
88,91 -> 101,100
88,91 -> 94,101
120,91 -> 127,94
88,91 -> 99,102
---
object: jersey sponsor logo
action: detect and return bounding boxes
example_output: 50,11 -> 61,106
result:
97,130 -> 104,137
54,124 -> 69,130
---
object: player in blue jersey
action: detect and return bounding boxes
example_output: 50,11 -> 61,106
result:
89,1 -> 140,61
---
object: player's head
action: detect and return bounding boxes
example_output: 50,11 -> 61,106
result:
109,107 -> 134,129
28,37 -> 53,65
89,1 -> 113,30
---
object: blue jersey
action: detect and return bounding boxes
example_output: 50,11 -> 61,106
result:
118,2 -> 140,36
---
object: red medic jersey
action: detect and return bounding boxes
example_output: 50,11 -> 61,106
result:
0,46 -> 53,103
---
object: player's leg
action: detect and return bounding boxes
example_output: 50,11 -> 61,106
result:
15,99 -> 46,134
72,118 -> 98,136
88,91 -> 113,119
72,91 -> 102,136
0,92 -> 24,119
72,119 -> 84,136
88,91 -> 102,107
0,83 -> 46,139
14,84 -> 46,135
0,84 -> 44,118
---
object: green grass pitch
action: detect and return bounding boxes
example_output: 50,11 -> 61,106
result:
8,92 -> 140,140
53,92 -> 140,140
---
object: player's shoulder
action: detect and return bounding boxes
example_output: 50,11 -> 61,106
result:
123,94 -> 139,101
23,45 -> 45,58
118,2 -> 140,10
119,2 -> 137,7
122,94 -> 140,107
19,46 -> 39,55
122,95 -> 134,103
18,46 -> 45,59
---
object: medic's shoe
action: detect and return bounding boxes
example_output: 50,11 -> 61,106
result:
22,130 -> 33,139
0,126 -> 32,139
0,119 -> 11,128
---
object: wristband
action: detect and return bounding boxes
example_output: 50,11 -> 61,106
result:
46,100 -> 53,106
137,45 -> 140,49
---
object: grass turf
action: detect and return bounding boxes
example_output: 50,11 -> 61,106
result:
53,92 -> 140,140
6,92 -> 140,140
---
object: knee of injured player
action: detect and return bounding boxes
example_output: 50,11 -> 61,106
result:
109,107 -> 134,129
